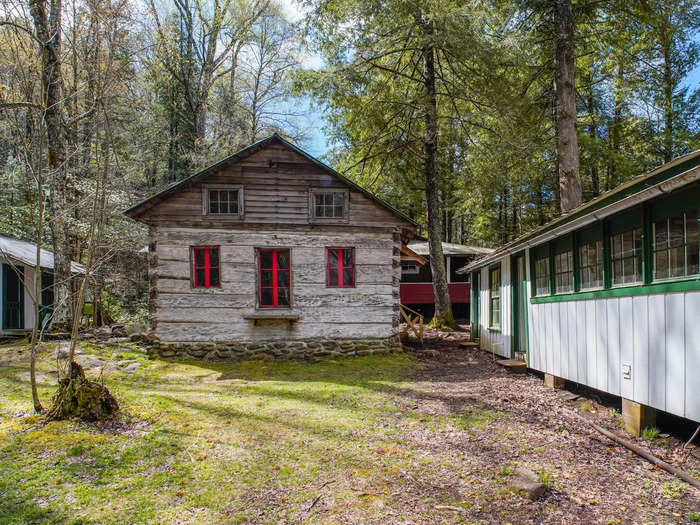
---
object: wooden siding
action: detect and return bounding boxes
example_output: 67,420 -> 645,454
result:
528,289 -> 700,422
151,227 -> 401,342
139,145 -> 407,230
476,256 -> 512,358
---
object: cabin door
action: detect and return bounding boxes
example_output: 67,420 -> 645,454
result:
2,263 -> 24,330
511,254 -> 527,358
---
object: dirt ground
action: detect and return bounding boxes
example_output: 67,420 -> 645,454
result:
396,336 -> 700,524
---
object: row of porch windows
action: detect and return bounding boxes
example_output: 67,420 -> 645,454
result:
191,246 -> 355,307
533,207 -> 699,296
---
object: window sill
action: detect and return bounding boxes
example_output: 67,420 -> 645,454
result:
244,311 -> 300,324
530,277 -> 700,303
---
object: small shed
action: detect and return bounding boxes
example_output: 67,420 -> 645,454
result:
461,150 -> 700,430
0,234 -> 84,333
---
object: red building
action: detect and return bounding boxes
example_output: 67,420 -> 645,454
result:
400,242 -> 493,321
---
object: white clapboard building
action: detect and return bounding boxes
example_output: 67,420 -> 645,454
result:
461,151 -> 700,432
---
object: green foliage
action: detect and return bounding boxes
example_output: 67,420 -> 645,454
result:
689,511 -> 700,522
535,467 -> 554,489
641,427 -> 660,441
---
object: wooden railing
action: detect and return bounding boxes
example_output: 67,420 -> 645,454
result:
400,304 -> 424,343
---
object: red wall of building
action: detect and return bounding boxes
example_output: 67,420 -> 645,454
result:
400,282 -> 470,305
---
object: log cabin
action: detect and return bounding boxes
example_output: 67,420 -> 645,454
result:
461,150 -> 700,433
124,134 -> 418,360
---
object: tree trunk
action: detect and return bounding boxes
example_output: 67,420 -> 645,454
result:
421,19 -> 453,328
29,0 -> 73,327
662,40 -> 673,163
30,184 -> 46,413
553,0 -> 582,213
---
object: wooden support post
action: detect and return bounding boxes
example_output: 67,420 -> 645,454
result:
622,398 -> 656,437
544,373 -> 565,389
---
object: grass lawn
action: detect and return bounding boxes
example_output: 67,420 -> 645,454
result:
0,341 -> 698,524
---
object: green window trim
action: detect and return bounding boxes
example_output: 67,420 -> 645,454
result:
488,264 -> 501,330
531,276 -> 700,303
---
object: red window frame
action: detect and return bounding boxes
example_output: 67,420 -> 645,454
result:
327,247 -> 355,288
192,247 -> 220,288
258,249 -> 291,308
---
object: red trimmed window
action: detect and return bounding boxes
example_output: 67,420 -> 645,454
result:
259,249 -> 290,307
327,248 -> 355,288
192,247 -> 220,288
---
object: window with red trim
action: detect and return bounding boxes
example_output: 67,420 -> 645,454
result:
192,247 -> 220,288
259,249 -> 290,307
327,248 -> 355,288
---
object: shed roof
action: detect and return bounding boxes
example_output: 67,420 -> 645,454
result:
407,242 -> 494,257
124,133 -> 418,228
0,234 -> 85,273
461,149 -> 700,273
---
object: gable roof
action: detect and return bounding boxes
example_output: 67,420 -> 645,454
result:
0,234 -> 85,273
461,149 -> 700,273
124,134 -> 418,227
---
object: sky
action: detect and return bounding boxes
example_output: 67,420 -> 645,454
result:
280,0 -> 700,159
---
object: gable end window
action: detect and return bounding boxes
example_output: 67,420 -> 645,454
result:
203,185 -> 243,217
327,248 -> 355,287
259,249 -> 291,307
310,189 -> 348,220
192,247 -> 220,288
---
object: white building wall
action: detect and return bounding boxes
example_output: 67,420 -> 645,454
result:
527,282 -> 700,422
477,255 -> 511,358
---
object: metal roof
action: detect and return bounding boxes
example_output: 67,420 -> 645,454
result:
0,234 -> 85,273
461,149 -> 700,273
407,242 -> 494,256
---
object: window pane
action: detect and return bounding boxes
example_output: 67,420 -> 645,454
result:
209,268 -> 220,286
195,249 -> 205,267
195,269 -> 206,286
687,214 -> 699,274
261,270 -> 273,287
277,288 -> 290,306
228,191 -> 238,214
669,246 -> 684,277
654,250 -> 668,279
261,288 -> 274,306
329,268 -> 338,286
334,193 -> 344,206
342,249 -> 353,266
260,251 -> 273,269
328,249 -> 339,267
654,220 -> 668,249
277,270 -> 289,287
669,215 -> 684,247
277,250 -> 289,269
209,248 -> 219,267
315,194 -> 324,206
342,268 -> 354,286
315,205 -> 325,217
333,205 -> 344,217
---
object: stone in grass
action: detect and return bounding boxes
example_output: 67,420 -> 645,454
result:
122,362 -> 141,372
509,467 -> 546,501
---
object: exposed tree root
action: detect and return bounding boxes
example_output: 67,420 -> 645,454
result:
45,362 -> 119,422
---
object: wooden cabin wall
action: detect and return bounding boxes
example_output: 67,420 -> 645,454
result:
528,285 -> 700,422
476,256 -> 512,358
151,227 -> 401,342
141,145 -> 407,230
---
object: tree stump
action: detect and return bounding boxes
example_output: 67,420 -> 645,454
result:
45,362 -> 119,421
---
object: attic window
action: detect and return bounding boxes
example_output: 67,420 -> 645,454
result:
203,185 -> 243,217
310,189 -> 348,221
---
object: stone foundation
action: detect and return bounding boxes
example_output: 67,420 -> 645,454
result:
148,337 -> 403,362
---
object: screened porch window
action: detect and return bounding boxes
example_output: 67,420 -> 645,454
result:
259,249 -> 291,307
553,250 -> 574,293
534,255 -> 550,296
652,211 -> 699,280
578,240 -> 603,290
610,228 -> 642,285
489,265 -> 501,329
